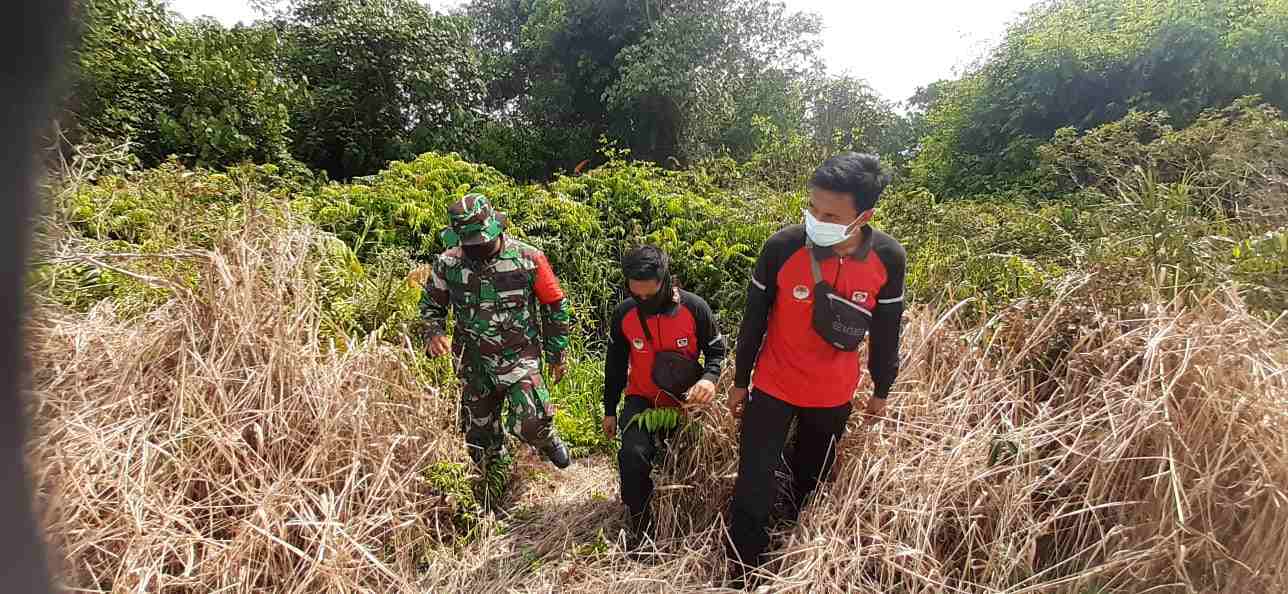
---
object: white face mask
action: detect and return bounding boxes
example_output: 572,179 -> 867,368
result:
803,209 -> 862,247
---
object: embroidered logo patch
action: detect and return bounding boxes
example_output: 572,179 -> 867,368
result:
676,338 -> 690,348
632,338 -> 645,350
792,285 -> 810,300
851,291 -> 869,303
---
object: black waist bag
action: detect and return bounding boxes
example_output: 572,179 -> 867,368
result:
808,244 -> 871,351
639,312 -> 703,401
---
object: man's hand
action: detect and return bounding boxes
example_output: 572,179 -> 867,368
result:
548,361 -> 567,384
603,416 -> 617,440
862,397 -> 887,425
727,387 -> 748,419
684,379 -> 717,407
427,335 -> 451,358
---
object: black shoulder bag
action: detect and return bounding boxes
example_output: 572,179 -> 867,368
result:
807,241 -> 872,351
638,310 -> 704,401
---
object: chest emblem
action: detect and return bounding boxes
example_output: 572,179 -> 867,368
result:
792,285 -> 810,300
632,338 -> 645,350
676,338 -> 690,348
851,291 -> 869,303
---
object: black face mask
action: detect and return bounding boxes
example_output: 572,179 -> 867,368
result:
632,268 -> 675,316
634,283 -> 672,316
463,238 -> 502,262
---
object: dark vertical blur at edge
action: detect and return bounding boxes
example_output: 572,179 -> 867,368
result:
1,1 -> 73,593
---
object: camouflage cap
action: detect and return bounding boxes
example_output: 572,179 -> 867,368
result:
442,193 -> 504,247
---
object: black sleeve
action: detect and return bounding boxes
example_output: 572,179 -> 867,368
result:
603,301 -> 633,417
868,233 -> 906,400
684,292 -> 727,382
734,228 -> 796,389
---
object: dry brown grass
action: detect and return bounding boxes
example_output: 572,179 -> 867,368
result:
25,219 -> 466,592
24,218 -> 1288,593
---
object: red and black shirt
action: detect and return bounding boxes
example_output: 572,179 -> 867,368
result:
603,290 -> 728,416
734,224 -> 906,408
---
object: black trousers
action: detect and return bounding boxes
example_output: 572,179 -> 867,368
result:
617,395 -> 672,531
727,388 -> 852,568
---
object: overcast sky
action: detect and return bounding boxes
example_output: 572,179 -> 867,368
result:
168,0 -> 1038,103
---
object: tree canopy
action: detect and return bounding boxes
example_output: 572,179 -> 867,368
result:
63,0 -> 1288,190
910,0 -> 1288,197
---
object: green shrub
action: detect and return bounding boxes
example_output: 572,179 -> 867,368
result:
549,352 -> 612,459
1231,228 -> 1288,314
316,240 -> 422,342
64,160 -> 304,247
296,152 -> 514,256
40,161 -> 311,318
28,254 -> 191,319
909,0 -> 1288,199
1038,96 -> 1288,214
548,150 -> 803,333
875,188 -> 1071,318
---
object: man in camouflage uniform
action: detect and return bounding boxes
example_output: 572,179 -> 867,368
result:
421,194 -> 574,492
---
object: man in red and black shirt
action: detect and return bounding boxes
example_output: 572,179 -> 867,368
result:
726,153 -> 906,578
603,246 -> 727,548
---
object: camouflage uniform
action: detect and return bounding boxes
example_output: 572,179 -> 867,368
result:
420,194 -> 573,474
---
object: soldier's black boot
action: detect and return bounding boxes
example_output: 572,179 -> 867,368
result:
540,437 -> 571,469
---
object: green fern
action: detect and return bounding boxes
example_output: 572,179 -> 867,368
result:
626,407 -> 681,433
476,451 -> 513,509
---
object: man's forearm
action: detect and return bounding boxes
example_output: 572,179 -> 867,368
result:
868,302 -> 904,399
420,287 -> 450,339
733,289 -> 771,388
541,298 -> 572,364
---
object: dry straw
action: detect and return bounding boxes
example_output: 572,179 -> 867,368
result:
25,217 -> 1288,593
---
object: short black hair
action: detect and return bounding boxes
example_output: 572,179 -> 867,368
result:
622,245 -> 668,281
809,152 -> 892,213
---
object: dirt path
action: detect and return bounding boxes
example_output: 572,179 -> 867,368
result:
413,449 -> 743,593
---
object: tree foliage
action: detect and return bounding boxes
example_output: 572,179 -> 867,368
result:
465,0 -> 653,176
63,0 -> 1288,213
605,0 -> 823,163
464,0 -> 833,176
280,0 -> 486,180
160,19 -> 299,166
66,0 -> 917,181
911,0 -> 1288,198
807,75 -> 914,172
68,0 -> 300,167
67,0 -> 175,159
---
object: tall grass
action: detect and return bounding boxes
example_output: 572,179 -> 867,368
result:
24,210 -> 1288,592
26,217 -> 467,592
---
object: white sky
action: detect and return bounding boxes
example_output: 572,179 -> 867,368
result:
168,0 -> 1038,103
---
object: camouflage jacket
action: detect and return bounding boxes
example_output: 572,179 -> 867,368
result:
421,237 -> 572,366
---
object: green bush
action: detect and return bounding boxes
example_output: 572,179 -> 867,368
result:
28,251 -> 194,319
316,240 -> 423,342
548,149 -> 803,333
1039,96 -> 1288,213
296,152 -> 515,257
68,1 -> 302,170
909,0 -> 1288,199
63,160 -> 305,247
549,352 -> 612,459
298,149 -> 801,339
158,19 -> 300,167
40,161 -> 308,318
1231,228 -> 1288,314
874,188 -> 1072,318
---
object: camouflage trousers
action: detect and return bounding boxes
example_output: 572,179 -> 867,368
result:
457,353 -> 558,469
